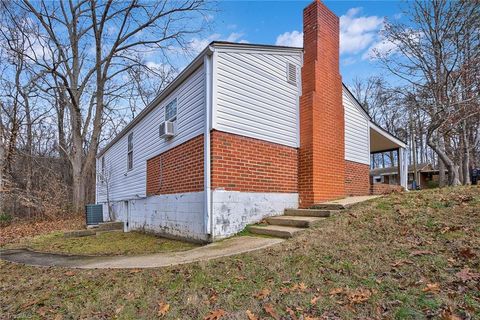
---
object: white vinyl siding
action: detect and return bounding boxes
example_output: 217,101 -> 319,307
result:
214,49 -> 301,148
343,88 -> 370,165
96,66 -> 206,203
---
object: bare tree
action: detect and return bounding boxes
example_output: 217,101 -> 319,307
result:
376,0 -> 480,186
1,0 -> 209,211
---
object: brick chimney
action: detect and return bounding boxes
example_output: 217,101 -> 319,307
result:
298,0 -> 345,207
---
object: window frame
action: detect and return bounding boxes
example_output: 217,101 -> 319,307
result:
127,132 -> 133,171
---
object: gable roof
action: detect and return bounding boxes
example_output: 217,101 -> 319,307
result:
342,83 -> 370,116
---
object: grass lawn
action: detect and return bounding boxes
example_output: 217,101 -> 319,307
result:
4,231 -> 199,256
1,186 -> 479,319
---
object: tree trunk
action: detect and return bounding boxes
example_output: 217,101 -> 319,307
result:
462,121 -> 471,185
427,133 -> 461,186
72,159 -> 85,213
70,96 -> 85,212
23,96 -> 33,194
437,136 -> 447,187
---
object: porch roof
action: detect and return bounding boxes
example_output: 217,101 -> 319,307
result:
370,122 -> 407,153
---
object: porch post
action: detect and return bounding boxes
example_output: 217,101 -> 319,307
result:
398,147 -> 408,190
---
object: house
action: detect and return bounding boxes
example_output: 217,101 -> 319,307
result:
95,0 -> 407,243
371,163 -> 442,189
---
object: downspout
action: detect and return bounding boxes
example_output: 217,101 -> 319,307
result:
204,49 -> 213,241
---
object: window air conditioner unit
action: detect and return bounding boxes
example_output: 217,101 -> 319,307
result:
159,120 -> 175,138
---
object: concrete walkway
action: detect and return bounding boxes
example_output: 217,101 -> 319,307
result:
322,195 -> 380,208
0,236 -> 283,269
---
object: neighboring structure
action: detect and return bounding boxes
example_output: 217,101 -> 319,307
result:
95,0 -> 407,242
371,163 -> 442,190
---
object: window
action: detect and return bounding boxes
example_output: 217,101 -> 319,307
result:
127,132 -> 133,170
286,62 -> 297,85
165,98 -> 177,121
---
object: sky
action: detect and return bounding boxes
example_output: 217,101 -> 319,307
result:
181,0 -> 407,86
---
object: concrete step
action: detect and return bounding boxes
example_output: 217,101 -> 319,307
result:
284,208 -> 332,217
97,221 -> 124,231
266,215 -> 325,228
248,225 -> 304,239
64,229 -> 96,238
310,203 -> 346,210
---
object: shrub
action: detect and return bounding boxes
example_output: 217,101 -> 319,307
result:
0,212 -> 13,226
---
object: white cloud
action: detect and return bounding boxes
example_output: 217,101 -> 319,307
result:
187,32 -> 249,53
341,57 -> 357,66
274,8 -> 384,56
275,30 -> 303,47
188,33 -> 221,53
339,7 -> 384,55
225,32 -> 245,43
362,38 -> 397,60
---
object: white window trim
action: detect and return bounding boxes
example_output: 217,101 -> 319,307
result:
164,97 -> 178,122
100,156 -> 105,183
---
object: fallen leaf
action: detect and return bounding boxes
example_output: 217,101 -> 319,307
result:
157,301 -> 170,317
310,295 -> 320,305
456,268 -> 480,282
246,310 -> 258,320
289,282 -> 307,292
208,293 -> 218,304
391,259 -> 414,267
329,288 -> 343,295
263,304 -> 279,320
204,309 -> 226,320
409,250 -> 433,257
422,283 -> 440,293
347,288 -> 372,304
440,307 -> 462,320
254,288 -> 271,299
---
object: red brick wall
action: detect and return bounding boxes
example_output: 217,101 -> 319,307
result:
299,1 -> 345,207
370,184 -> 403,195
211,130 -> 298,193
345,160 -> 370,196
146,135 -> 204,195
